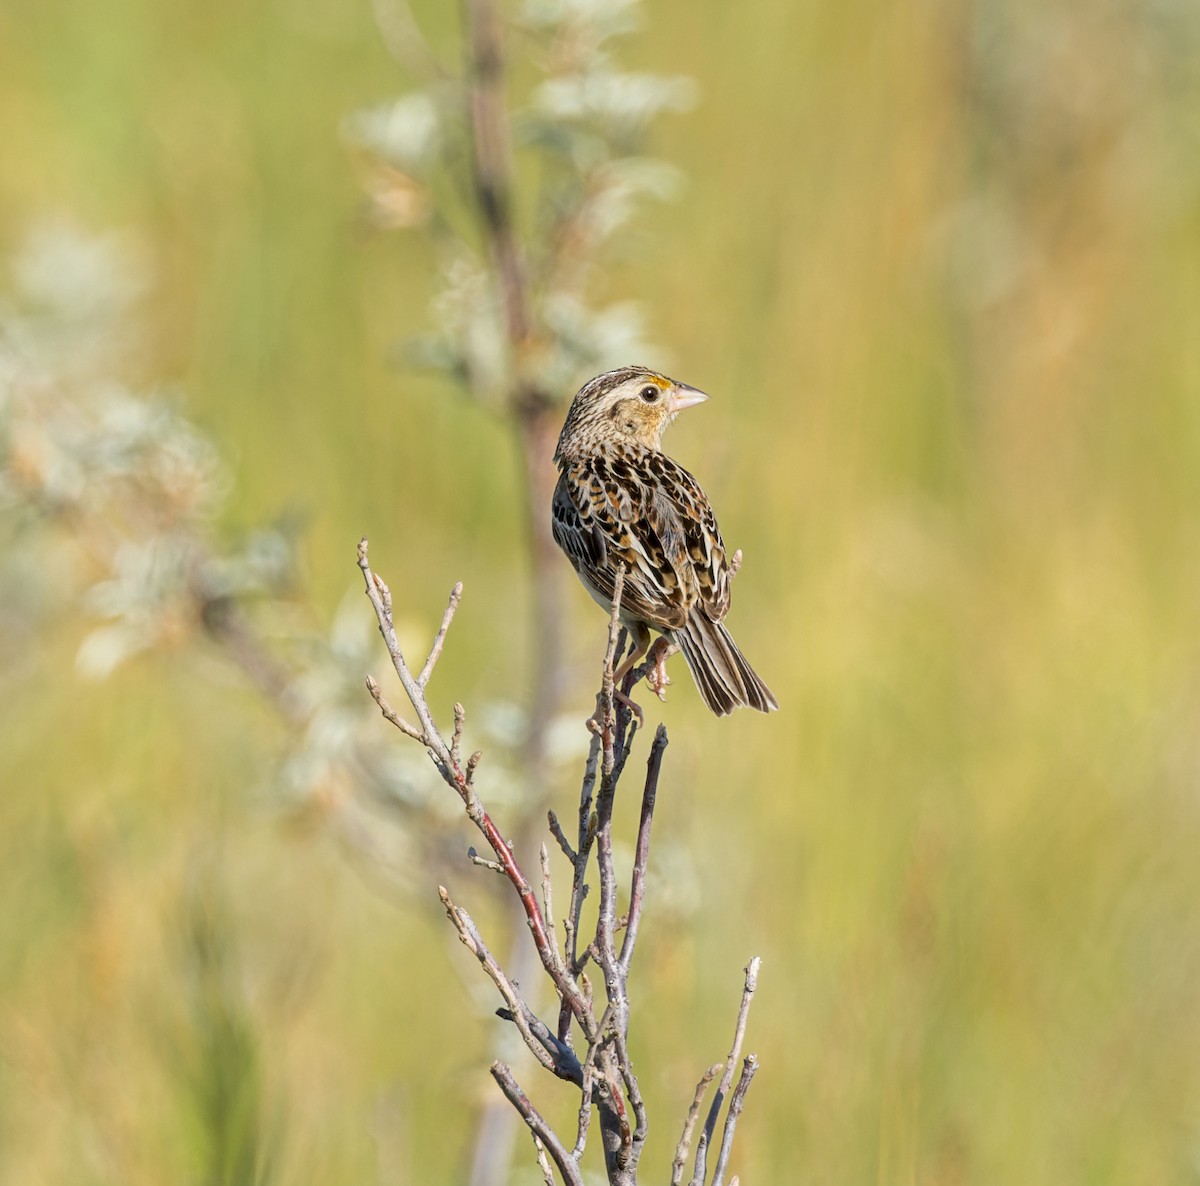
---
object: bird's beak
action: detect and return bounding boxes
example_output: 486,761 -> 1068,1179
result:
667,384 -> 709,415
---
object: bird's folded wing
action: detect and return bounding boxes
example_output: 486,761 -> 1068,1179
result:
553,450 -> 733,629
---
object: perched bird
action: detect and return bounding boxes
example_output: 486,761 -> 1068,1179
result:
551,366 -> 778,716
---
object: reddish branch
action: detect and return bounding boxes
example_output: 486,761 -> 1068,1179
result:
358,536 -> 761,1183
358,539 -> 595,1039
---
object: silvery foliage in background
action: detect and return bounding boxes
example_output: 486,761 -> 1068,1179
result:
0,221 -> 523,883
342,0 -> 696,402
0,0 -> 702,917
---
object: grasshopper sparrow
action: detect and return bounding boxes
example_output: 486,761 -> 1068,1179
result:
552,366 -> 777,716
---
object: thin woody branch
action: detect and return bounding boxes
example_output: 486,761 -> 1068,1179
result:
689,958 -> 762,1186
358,540 -> 447,763
358,538 -> 595,1035
365,675 -> 425,743
440,885 -> 560,1075
619,725 -> 667,973
711,1056 -> 759,1186
671,1064 -> 723,1186
573,1060 -> 597,1159
360,537 -> 763,1183
547,809 -> 577,864
419,582 -> 463,687
490,1063 -> 585,1186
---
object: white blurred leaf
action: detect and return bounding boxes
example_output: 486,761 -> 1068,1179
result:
519,0 -> 642,40
76,621 -> 149,680
534,70 -> 697,130
342,92 -> 443,173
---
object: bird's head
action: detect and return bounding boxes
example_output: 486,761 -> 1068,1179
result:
554,366 -> 709,461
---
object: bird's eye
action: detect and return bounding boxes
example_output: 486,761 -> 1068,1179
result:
639,385 -> 660,403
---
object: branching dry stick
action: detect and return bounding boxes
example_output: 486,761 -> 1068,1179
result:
358,539 -> 593,1036
689,958 -> 762,1186
359,538 -> 763,1183
491,1063 -> 584,1186
440,886 -> 560,1075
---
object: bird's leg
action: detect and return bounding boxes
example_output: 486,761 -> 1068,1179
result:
611,630 -> 649,688
644,637 -> 676,702
607,625 -> 650,725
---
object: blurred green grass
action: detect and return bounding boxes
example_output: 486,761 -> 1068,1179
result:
5,0 -> 1200,1182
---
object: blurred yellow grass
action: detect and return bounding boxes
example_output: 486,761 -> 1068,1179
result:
4,0 -> 1200,1182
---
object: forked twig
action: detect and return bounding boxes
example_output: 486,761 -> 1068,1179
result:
358,539 -> 593,1037
690,958 -> 762,1186
491,1063 -> 585,1186
359,537 -> 763,1183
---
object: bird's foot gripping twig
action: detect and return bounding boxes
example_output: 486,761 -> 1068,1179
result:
643,638 -> 676,703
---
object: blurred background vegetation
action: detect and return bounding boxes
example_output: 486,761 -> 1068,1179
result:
4,0 -> 1200,1182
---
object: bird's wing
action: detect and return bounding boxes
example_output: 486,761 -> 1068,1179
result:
553,457 -> 687,630
553,448 -> 733,629
639,450 -> 732,622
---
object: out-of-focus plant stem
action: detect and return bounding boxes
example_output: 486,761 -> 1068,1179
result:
460,2 -> 568,1178
461,0 -> 565,788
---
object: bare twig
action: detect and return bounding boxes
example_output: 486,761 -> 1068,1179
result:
538,842 -> 573,993
533,1136 -> 557,1186
572,1060 -> 596,1160
712,1056 -> 759,1186
619,724 -> 667,973
441,887 -> 559,1075
443,888 -> 584,1085
490,1063 -> 585,1186
690,958 -> 762,1186
419,582 -> 463,687
360,536 -> 763,1184
467,847 -> 505,875
672,1063 -> 722,1186
560,730 -> 601,1035
611,1027 -> 648,1148
359,539 -> 594,1034
547,809 -> 577,864
365,674 -> 426,742
598,566 -> 629,776
358,541 -> 445,755
451,701 -> 467,768
467,750 -> 484,784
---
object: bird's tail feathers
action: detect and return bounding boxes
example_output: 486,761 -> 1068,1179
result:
672,614 -> 778,716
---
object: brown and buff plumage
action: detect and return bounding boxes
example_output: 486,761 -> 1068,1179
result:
551,366 -> 778,716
